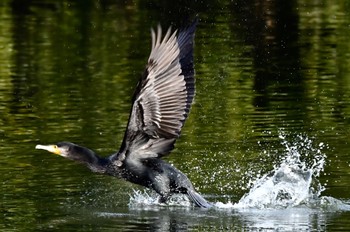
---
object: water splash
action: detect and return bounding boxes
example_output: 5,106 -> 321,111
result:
233,133 -> 326,209
129,189 -> 192,209
129,133 -> 350,211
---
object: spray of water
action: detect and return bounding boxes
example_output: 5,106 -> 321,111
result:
129,133 -> 350,211
129,189 -> 192,209
232,133 -> 326,209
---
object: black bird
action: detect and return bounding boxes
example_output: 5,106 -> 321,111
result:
36,20 -> 211,208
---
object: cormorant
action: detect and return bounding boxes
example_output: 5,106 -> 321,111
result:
36,19 -> 211,208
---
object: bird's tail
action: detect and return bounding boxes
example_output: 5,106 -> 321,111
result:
187,189 -> 212,208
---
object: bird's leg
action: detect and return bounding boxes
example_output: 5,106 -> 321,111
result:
151,173 -> 172,204
158,192 -> 171,204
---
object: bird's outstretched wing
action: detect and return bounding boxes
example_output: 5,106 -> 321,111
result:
112,20 -> 197,165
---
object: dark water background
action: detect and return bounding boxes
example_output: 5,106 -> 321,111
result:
1,0 -> 350,231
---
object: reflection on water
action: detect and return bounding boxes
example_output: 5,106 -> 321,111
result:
1,0 -> 350,231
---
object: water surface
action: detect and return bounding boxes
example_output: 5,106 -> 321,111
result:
1,0 -> 350,231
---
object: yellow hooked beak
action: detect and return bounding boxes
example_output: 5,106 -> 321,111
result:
35,144 -> 61,155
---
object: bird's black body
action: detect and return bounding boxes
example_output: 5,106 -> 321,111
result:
36,19 -> 211,208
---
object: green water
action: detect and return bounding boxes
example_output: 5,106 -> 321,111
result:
1,0 -> 350,231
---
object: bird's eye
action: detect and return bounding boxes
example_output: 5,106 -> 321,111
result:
53,145 -> 58,149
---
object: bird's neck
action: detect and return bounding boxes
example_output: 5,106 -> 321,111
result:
85,156 -> 110,174
76,148 -> 110,174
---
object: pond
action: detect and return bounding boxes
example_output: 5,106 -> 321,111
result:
1,0 -> 350,231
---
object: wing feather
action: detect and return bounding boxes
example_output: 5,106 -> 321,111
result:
112,20 -> 198,165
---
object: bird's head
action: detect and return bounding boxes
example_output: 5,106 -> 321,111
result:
35,141 -> 98,164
